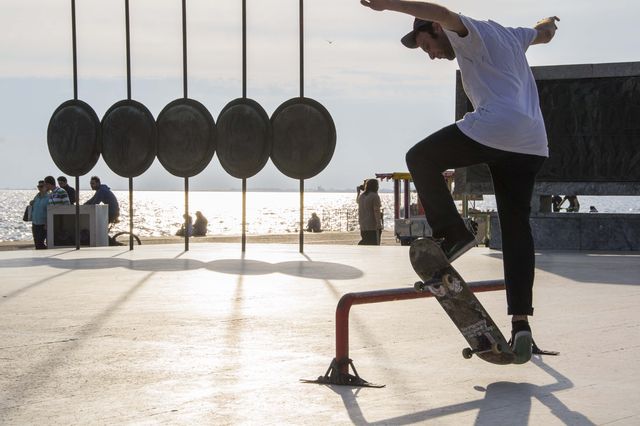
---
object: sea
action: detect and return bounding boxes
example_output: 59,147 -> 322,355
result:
3,190 -> 639,242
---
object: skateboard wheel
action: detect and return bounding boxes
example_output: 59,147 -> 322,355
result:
413,281 -> 425,291
462,348 -> 473,359
443,274 -> 454,286
491,343 -> 503,354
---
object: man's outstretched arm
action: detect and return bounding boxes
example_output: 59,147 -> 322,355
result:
360,0 -> 467,36
532,16 -> 560,44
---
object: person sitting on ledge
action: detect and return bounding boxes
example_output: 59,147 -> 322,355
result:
193,211 -> 208,236
306,212 -> 322,232
176,214 -> 193,237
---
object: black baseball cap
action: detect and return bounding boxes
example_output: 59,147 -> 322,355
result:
401,18 -> 433,48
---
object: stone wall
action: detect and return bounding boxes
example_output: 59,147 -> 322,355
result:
454,62 -> 640,196
489,213 -> 640,251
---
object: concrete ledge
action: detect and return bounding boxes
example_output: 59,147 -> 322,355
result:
490,213 -> 640,250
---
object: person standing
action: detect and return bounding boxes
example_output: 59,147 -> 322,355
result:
30,180 -> 49,249
57,176 -> 76,205
360,0 -> 559,363
357,179 -> 383,245
84,176 -> 120,223
44,175 -> 70,206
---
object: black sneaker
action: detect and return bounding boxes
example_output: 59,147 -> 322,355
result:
510,320 -> 533,364
440,230 -> 476,262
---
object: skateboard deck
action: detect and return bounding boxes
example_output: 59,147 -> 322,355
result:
410,238 -> 515,364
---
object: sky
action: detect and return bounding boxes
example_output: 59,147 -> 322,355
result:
1,0 -> 639,191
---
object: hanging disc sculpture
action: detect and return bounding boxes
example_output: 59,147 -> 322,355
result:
217,98 -> 272,179
101,99 -> 157,178
47,99 -> 101,176
270,97 -> 336,179
157,98 -> 216,177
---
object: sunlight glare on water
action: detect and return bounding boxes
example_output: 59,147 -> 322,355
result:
3,189 -> 639,242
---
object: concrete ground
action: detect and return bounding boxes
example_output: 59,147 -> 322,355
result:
1,243 -> 639,425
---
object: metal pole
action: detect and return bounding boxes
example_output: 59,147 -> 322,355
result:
394,179 -> 400,219
125,0 -> 131,100
185,178 -> 189,251
71,0 -> 80,250
462,194 -> 469,218
75,176 -> 80,250
242,0 -> 247,99
334,280 -> 506,375
71,0 -> 78,100
404,179 -> 410,219
182,0 -> 189,252
299,0 -> 304,98
241,0 -> 247,252
299,179 -> 304,253
182,0 -> 188,98
242,179 -> 247,252
125,0 -> 133,250
298,0 -> 305,253
129,178 -> 133,250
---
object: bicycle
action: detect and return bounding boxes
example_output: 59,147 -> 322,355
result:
108,220 -> 141,246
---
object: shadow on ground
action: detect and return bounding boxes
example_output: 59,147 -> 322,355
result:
329,356 -> 594,425
0,256 -> 363,280
485,251 -> 640,286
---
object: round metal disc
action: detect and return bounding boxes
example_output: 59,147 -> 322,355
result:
270,97 -> 336,180
47,99 -> 101,176
157,98 -> 216,178
101,99 -> 157,178
217,98 -> 272,179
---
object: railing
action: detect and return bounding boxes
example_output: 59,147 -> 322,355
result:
304,279 -> 505,387
318,207 -> 393,233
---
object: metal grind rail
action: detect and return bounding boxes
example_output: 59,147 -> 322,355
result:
303,279 -> 505,388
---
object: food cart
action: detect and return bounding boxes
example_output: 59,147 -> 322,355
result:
375,171 -> 455,245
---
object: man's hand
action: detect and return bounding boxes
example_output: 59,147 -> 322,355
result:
533,16 -> 560,44
360,1 -> 466,35
536,16 -> 560,28
360,0 -> 391,11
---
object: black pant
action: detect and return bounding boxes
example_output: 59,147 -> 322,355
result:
406,124 -> 545,316
358,230 -> 380,245
32,224 -> 47,249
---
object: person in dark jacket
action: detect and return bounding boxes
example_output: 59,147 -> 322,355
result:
84,176 -> 120,223
57,176 -> 76,205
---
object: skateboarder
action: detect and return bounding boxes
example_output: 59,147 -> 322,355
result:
360,0 -> 559,363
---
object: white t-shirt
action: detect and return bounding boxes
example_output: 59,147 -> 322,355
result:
444,15 -> 549,157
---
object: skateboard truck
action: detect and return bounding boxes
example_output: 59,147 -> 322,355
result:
462,343 -> 505,359
464,340 -> 560,359
414,281 -> 427,292
414,280 -> 445,297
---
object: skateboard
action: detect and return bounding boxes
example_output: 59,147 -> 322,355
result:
410,238 -> 515,364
